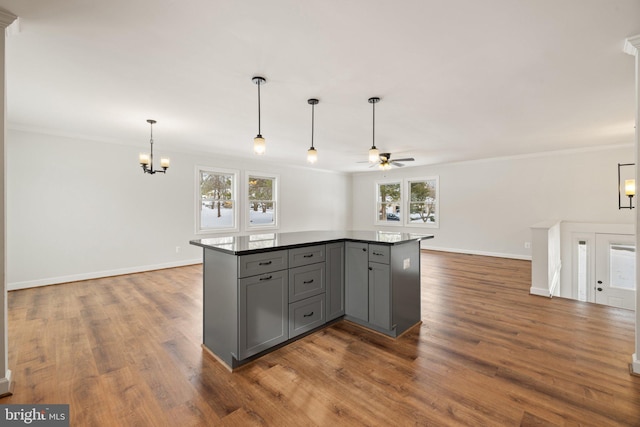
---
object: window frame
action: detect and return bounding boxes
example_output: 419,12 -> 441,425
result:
246,171 -> 279,231
406,176 -> 439,229
195,166 -> 239,234
374,179 -> 403,226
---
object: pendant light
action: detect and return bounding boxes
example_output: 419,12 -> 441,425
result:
139,119 -> 169,174
252,76 -> 266,155
368,97 -> 380,162
307,98 -> 319,164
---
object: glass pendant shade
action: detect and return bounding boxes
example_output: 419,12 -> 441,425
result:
307,146 -> 318,164
625,179 -> 636,196
369,146 -> 380,163
254,135 -> 266,155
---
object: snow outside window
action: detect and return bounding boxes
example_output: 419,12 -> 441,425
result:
407,177 -> 439,228
196,167 -> 239,234
247,173 -> 278,230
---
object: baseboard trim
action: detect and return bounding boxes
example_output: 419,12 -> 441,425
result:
529,286 -> 552,298
631,353 -> 640,376
420,245 -> 532,261
8,259 -> 203,290
0,369 -> 13,398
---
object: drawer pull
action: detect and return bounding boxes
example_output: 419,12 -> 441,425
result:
303,254 -> 314,258
373,252 -> 383,256
303,279 -> 314,284
258,261 -> 272,266
303,311 -> 314,317
259,275 -> 273,281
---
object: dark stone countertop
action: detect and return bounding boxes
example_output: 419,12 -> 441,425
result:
190,230 -> 434,255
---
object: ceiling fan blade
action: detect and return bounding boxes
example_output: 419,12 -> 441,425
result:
391,157 -> 414,162
393,162 -> 405,167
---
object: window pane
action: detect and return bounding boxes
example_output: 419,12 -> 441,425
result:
248,174 -> 277,229
248,177 -> 273,201
378,203 -> 401,222
408,179 -> 437,224
377,183 -> 401,202
609,244 -> 636,290
249,202 -> 275,226
200,171 -> 235,230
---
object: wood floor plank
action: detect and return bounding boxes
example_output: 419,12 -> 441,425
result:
3,251 -> 640,426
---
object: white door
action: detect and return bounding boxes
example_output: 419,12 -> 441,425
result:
595,233 -> 636,310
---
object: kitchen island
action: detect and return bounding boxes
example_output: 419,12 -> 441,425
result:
190,230 -> 433,370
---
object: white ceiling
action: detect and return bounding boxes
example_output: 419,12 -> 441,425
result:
0,0 -> 638,172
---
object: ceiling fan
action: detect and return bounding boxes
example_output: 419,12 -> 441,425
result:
371,152 -> 415,169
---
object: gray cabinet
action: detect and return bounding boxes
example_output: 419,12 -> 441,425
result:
287,245 -> 327,338
238,266 -> 288,360
289,293 -> 325,337
346,243 -> 404,335
345,241 -> 369,322
368,249 -> 391,330
194,233 -> 424,369
326,242 -> 345,321
289,263 -> 325,303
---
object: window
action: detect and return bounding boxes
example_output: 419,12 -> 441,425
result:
247,173 -> 278,229
375,181 -> 402,225
196,167 -> 238,233
407,177 -> 439,228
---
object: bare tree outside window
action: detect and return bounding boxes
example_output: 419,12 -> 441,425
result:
248,174 -> 277,228
197,168 -> 238,232
376,182 -> 402,223
408,177 -> 438,227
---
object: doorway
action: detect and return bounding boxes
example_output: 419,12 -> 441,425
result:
594,233 -> 636,310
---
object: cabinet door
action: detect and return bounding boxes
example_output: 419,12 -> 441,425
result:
239,270 -> 288,360
345,241 -> 369,322
326,242 -> 345,321
368,262 -> 391,330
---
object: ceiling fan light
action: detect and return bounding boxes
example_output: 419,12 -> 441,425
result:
254,135 -> 266,155
307,146 -> 318,164
368,146 -> 379,163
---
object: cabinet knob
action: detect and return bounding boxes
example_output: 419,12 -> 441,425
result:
368,267 -> 373,271
362,248 -> 367,252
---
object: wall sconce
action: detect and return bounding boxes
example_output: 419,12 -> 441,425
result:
618,162 -> 635,209
139,119 -> 169,175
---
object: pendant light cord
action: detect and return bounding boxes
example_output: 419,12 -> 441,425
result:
372,100 -> 376,147
311,102 -> 315,148
257,81 -> 262,135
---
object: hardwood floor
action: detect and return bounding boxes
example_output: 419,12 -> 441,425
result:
4,250 -> 640,426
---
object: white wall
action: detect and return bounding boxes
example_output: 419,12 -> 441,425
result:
6,129 -> 351,289
351,145 -> 635,259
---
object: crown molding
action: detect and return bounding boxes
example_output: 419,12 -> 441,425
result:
0,9 -> 16,29
624,35 -> 640,56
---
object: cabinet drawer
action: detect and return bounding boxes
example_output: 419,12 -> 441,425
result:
368,244 -> 390,264
289,294 -> 325,338
238,250 -> 288,278
289,263 -> 325,303
289,245 -> 325,268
